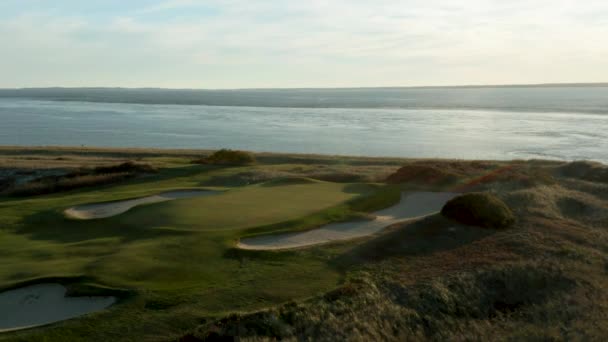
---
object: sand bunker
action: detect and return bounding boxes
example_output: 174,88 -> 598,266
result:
64,189 -> 219,219
238,191 -> 459,250
0,283 -> 116,333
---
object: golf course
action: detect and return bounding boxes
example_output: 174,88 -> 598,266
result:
1,147 -> 607,341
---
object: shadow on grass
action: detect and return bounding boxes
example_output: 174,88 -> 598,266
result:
17,209 -> 192,243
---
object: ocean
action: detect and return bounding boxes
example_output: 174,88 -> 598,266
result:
1,86 -> 607,162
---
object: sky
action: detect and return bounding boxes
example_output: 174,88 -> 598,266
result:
0,0 -> 607,89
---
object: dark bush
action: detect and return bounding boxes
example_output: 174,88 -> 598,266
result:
309,172 -> 367,183
4,173 -> 133,197
441,192 -> 515,229
90,161 -> 157,175
0,177 -> 15,192
198,149 -> 256,166
1,161 -> 157,197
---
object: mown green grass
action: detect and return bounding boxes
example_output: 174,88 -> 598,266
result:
0,163 -> 391,341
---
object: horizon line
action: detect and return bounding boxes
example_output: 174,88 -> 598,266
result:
1,82 -> 608,92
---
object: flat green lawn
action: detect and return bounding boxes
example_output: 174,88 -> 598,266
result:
119,181 -> 361,232
0,164 -> 387,341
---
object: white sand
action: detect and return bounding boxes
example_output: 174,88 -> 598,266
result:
64,189 -> 219,219
238,191 -> 458,250
0,283 -> 116,333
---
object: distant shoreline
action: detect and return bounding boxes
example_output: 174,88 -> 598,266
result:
1,85 -> 607,115
1,82 -> 608,91
0,145 -> 596,165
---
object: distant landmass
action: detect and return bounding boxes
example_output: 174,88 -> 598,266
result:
1,83 -> 607,114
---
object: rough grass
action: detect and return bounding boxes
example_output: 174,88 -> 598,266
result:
201,164 -> 396,187
441,192 -> 516,229
384,160 -> 558,192
503,184 -> 608,227
386,160 -> 497,186
196,262 -> 583,342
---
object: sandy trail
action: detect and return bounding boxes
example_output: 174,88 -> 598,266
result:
64,190 -> 219,219
0,283 -> 116,333
238,191 -> 458,250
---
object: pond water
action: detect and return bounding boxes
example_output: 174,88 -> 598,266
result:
0,283 -> 116,332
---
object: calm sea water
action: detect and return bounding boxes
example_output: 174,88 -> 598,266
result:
1,87 -> 607,162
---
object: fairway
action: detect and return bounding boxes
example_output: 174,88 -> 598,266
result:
0,167 -> 381,339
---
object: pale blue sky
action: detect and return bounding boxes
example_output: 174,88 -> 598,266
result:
1,0 -> 607,88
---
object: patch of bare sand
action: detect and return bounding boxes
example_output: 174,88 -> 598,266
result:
237,191 -> 459,250
64,190 -> 219,219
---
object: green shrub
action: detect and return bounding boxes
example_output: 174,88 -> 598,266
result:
441,192 -> 515,229
199,149 -> 256,166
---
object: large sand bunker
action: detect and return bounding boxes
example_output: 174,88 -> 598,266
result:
238,191 -> 459,250
0,283 -> 116,333
64,189 -> 219,219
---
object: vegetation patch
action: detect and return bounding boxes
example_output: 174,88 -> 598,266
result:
558,161 -> 608,183
454,162 -> 557,192
0,177 -> 14,192
308,172 -> 368,183
187,263 -> 577,341
195,149 -> 256,166
3,173 -> 134,197
260,177 -> 319,187
441,192 -> 515,229
86,161 -> 157,175
1,161 -> 157,197
386,164 -> 461,185
504,185 -> 608,226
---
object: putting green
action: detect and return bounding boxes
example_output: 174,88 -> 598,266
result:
114,181 -> 366,231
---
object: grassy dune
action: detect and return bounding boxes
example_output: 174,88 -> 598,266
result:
0,147 -> 607,341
